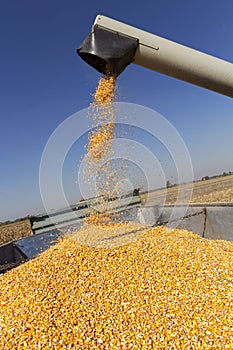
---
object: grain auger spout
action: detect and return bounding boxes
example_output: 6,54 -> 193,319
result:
77,23 -> 138,76
77,15 -> 233,98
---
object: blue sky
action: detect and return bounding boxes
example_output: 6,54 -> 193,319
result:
1,0 -> 233,221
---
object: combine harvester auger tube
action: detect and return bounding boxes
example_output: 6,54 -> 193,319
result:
77,14 -> 233,97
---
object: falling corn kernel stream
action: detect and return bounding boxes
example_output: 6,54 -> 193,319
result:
83,74 -> 123,227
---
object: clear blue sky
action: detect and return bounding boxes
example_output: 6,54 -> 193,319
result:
1,0 -> 233,221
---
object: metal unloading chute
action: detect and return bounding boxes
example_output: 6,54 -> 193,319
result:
77,26 -> 138,76
77,15 -> 233,98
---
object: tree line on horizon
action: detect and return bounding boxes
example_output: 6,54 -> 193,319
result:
201,170 -> 233,181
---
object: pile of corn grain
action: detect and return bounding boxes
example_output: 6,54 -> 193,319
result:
0,226 -> 232,349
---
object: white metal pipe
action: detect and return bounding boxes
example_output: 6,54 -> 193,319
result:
94,15 -> 233,98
